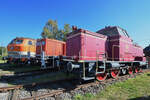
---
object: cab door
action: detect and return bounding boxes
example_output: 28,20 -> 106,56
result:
27,40 -> 36,57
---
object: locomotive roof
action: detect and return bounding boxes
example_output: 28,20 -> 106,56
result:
37,38 -> 66,44
96,26 -> 130,37
67,28 -> 107,38
15,37 -> 36,41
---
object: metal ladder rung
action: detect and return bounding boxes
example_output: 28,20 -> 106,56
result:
82,77 -> 95,80
96,72 -> 105,74
99,66 -> 105,68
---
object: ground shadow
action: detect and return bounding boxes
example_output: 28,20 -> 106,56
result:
147,74 -> 150,76
0,63 -> 41,74
129,96 -> 150,100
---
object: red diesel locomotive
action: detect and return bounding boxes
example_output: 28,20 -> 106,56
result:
62,26 -> 147,81
36,38 -> 66,69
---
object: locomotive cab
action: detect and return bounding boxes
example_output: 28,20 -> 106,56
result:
7,37 -> 36,64
97,26 -> 144,62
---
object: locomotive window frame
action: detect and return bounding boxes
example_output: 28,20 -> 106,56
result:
36,41 -> 41,46
36,41 -> 45,46
10,39 -> 23,44
28,41 -> 33,45
117,27 -> 129,37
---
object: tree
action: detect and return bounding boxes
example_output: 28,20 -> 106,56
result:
41,19 -> 72,41
41,20 -> 59,39
62,24 -> 72,41
0,47 -> 7,59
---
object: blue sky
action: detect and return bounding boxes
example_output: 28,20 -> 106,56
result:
0,0 -> 150,48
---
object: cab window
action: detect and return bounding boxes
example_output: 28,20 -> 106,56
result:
28,41 -> 33,45
117,27 -> 129,37
16,40 -> 23,44
10,39 -> 23,44
10,40 -> 15,44
36,41 -> 40,46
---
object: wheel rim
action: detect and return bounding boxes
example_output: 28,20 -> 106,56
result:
128,68 -> 133,75
111,69 -> 120,78
96,73 -> 107,81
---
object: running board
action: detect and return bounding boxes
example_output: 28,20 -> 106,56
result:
82,77 -> 95,81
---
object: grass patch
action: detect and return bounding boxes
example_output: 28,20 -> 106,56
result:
74,93 -> 94,100
0,60 -> 6,63
74,72 -> 150,100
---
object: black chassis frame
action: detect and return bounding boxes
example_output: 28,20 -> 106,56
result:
39,55 -> 64,69
62,59 -> 148,81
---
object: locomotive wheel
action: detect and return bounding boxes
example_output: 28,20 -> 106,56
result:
135,67 -> 141,73
128,67 -> 133,75
96,73 -> 107,81
111,69 -> 120,78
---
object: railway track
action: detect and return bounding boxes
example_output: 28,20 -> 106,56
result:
0,68 -> 149,100
0,78 -> 76,100
0,78 -> 74,92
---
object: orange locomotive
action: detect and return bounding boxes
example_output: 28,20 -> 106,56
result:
7,37 -> 36,64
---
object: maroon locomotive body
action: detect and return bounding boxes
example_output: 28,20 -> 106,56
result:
63,26 -> 147,81
67,26 -> 145,62
66,29 -> 107,61
97,26 -> 145,62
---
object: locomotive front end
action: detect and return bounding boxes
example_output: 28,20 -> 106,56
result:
63,27 -> 108,81
7,37 -> 36,64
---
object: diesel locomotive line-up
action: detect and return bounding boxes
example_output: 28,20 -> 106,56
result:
6,26 -> 148,81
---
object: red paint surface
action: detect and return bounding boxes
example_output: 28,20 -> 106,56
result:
66,29 -> 107,61
67,27 -> 145,62
97,26 -> 145,62
108,35 -> 144,61
36,38 -> 66,56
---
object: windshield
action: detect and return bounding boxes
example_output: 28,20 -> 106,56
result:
36,40 -> 45,46
117,27 -> 129,37
10,39 -> 23,44
36,41 -> 41,46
